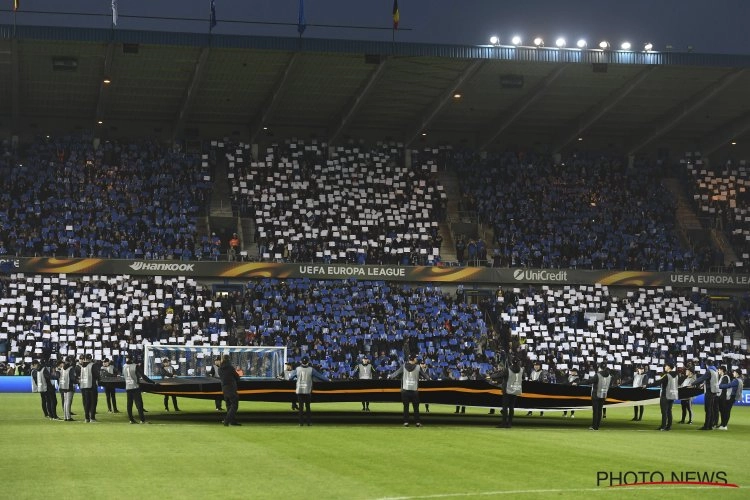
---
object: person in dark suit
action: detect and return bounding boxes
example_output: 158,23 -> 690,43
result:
219,355 -> 241,426
160,358 -> 180,411
206,356 -> 224,411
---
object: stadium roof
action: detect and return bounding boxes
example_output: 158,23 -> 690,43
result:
2,25 -> 750,157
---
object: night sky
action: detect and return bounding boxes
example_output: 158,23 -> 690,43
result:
3,0 -> 750,55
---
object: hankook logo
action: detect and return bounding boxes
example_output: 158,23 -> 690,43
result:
128,262 -> 195,272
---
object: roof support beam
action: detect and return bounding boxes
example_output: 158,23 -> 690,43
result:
94,42 -> 115,125
700,111 -> 750,158
404,59 -> 485,148
552,66 -> 656,153
10,38 -> 19,133
328,58 -> 389,147
249,52 -> 300,144
627,68 -> 747,156
173,47 -> 211,139
478,64 -> 568,151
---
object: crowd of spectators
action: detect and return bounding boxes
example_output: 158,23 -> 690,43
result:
224,139 -> 446,265
455,150 -> 711,271
1,274 -> 746,384
682,152 -> 750,272
2,133 -> 747,274
485,284 -> 747,382
0,134 -> 211,260
0,273 -> 236,376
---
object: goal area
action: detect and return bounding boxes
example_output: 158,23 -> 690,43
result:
143,345 -> 287,380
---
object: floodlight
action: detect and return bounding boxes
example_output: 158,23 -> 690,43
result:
644,42 -> 653,51
555,38 -> 566,48
599,40 -> 610,49
489,35 -> 500,46
511,35 -> 522,45
576,39 -> 587,49
620,41 -> 632,50
533,37 -> 544,47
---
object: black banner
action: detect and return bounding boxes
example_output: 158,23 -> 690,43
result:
132,377 -> 702,409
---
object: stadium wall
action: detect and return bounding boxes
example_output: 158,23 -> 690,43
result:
6,257 -> 750,289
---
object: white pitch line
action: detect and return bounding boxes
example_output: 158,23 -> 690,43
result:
373,485 -> 737,499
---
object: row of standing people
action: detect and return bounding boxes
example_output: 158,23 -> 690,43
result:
31,355 -> 112,423
30,355 -> 156,424
29,353 -> 744,430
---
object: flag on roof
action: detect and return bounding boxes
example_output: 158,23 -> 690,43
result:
297,0 -> 306,35
392,0 -> 400,30
210,0 -> 217,30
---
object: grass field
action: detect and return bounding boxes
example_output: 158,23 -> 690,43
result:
0,393 -> 747,499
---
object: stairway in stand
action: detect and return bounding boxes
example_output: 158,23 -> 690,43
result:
210,154 -> 233,218
436,169 -> 459,262
661,177 -> 737,266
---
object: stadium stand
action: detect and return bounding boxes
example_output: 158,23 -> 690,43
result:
2,132 -> 743,275
221,139 -> 446,265
1,274 -> 746,383
0,135 -> 211,260
0,274 -> 236,375
682,152 -> 750,272
455,151 -> 709,271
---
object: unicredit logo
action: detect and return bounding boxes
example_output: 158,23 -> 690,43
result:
513,269 -> 568,282
128,262 -> 195,272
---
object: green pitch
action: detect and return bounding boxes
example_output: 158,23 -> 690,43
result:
0,393 -> 747,499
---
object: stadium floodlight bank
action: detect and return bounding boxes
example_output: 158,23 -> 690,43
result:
143,345 -> 286,380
